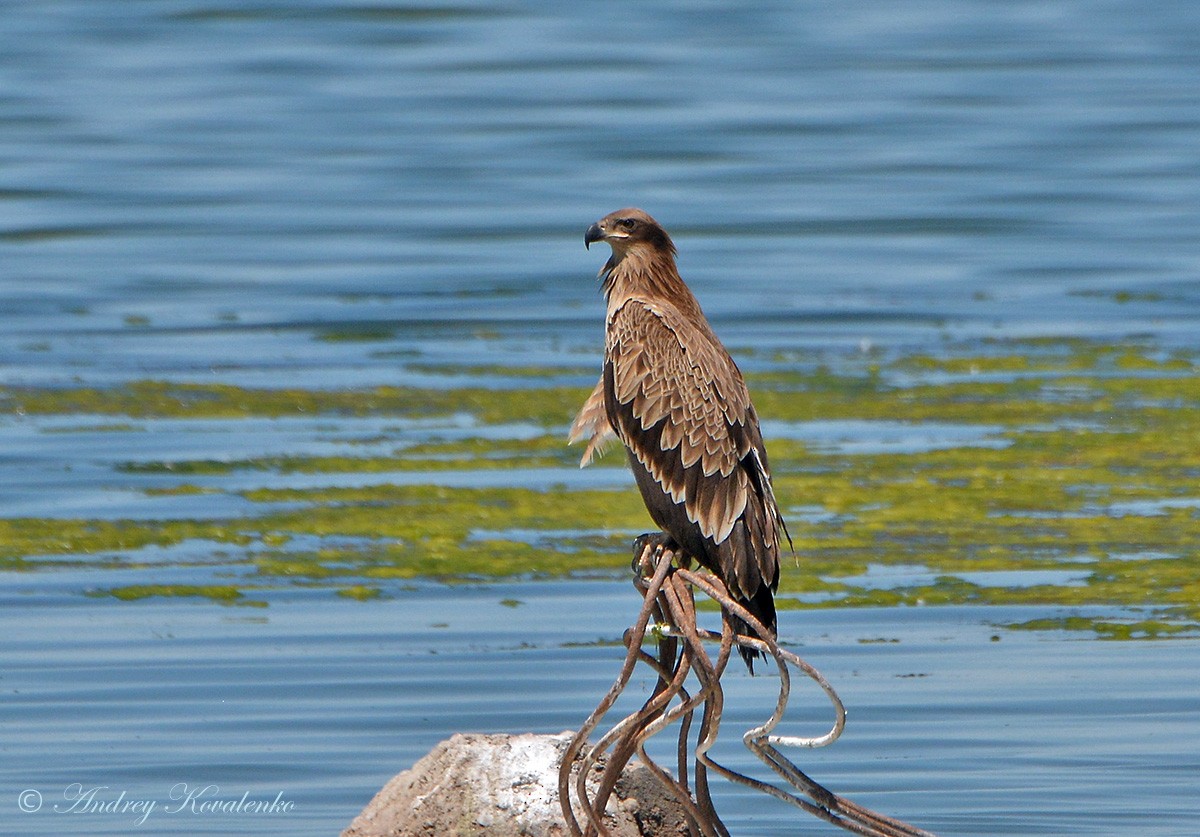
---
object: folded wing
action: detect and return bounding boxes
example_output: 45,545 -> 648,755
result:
604,299 -> 783,602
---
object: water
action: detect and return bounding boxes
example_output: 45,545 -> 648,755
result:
3,1 -> 1200,835
4,581 -> 1199,836
5,0 -> 1200,384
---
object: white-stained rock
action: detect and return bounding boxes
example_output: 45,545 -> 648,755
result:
342,731 -> 690,837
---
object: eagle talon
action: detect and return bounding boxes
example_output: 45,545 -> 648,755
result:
578,208 -> 785,673
631,532 -> 677,578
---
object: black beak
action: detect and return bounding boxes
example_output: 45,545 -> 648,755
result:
584,222 -> 604,250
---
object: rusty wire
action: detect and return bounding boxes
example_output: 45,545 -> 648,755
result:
559,537 -> 936,837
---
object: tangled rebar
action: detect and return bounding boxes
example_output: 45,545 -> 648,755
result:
558,535 -> 935,837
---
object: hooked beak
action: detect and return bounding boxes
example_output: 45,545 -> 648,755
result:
584,221 -> 604,250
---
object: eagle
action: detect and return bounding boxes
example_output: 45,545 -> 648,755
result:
571,207 -> 789,671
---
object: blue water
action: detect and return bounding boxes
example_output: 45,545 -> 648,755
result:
3,1 -> 1200,835
5,0 -> 1200,388
4,582 -> 1199,836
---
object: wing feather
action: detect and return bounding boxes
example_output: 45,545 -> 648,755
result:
569,377 -> 617,467
603,299 -> 783,605
582,212 -> 785,668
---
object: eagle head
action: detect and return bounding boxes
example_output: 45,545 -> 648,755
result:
584,208 -> 676,258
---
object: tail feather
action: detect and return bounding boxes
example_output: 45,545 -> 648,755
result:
731,583 -> 777,674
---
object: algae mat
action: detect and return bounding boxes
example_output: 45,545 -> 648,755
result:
3,338 -> 1198,638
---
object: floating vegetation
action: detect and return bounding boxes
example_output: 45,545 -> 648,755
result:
93,584 -> 256,605
142,484 -> 220,497
1002,615 -> 1200,640
336,585 -> 386,601
0,379 -> 588,425
3,338 -> 1199,638
119,435 -> 583,475
42,422 -> 143,434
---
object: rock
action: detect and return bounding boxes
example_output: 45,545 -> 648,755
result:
342,731 -> 692,837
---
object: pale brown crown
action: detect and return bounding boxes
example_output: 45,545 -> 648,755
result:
584,208 -> 676,258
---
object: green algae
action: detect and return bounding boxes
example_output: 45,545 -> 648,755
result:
97,584 -> 255,605
0,520 -> 251,569
121,434 -> 584,475
5,338 -> 1200,637
337,585 -> 386,601
237,483 -> 643,580
1002,615 -> 1200,639
143,484 -> 220,496
1,380 -> 589,426
42,422 -> 143,434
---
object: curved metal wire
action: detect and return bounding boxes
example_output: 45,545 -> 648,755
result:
558,536 -> 936,837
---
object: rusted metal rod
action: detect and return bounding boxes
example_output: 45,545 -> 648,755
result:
559,536 -> 935,837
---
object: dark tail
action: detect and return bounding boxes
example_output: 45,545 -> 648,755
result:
731,583 -> 777,674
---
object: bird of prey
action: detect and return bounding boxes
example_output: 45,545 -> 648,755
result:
571,207 -> 789,670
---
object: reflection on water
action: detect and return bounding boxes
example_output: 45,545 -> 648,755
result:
4,1 -> 1200,835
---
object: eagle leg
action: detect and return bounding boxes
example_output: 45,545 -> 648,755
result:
631,531 -> 682,578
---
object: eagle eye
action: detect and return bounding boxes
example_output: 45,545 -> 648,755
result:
618,218 -> 637,230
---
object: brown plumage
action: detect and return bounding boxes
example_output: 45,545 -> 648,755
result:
571,207 -> 790,671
